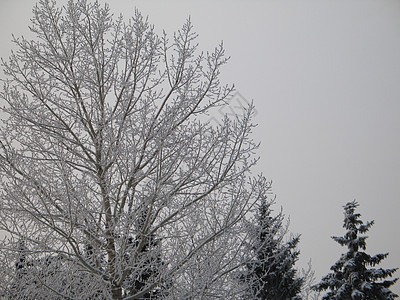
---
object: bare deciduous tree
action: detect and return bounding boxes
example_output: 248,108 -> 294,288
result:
0,0 -> 270,299
299,260 -> 321,300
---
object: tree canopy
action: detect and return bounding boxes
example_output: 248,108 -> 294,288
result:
0,0 -> 267,298
239,198 -> 303,299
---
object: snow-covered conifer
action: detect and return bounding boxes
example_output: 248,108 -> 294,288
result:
313,201 -> 398,299
239,198 -> 303,299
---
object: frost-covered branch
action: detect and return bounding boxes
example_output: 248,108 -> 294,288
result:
0,1 -> 264,299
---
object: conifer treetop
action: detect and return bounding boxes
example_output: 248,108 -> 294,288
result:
313,201 -> 398,300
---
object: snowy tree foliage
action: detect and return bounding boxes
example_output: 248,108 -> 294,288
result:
239,198 -> 303,299
313,201 -> 399,300
0,0 -> 269,298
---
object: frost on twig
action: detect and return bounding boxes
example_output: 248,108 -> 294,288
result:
0,1 -> 267,299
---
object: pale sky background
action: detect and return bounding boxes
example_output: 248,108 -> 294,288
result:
1,0 -> 399,296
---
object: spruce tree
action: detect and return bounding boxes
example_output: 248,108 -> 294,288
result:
240,199 -> 303,299
10,240 -> 31,298
122,205 -> 170,298
313,201 -> 398,299
122,234 -> 165,298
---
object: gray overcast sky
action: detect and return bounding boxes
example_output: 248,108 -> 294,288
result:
1,0 -> 400,295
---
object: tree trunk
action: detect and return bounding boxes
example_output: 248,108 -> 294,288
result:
112,284 -> 123,300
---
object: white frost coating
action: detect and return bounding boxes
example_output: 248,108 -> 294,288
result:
0,1 -> 269,299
